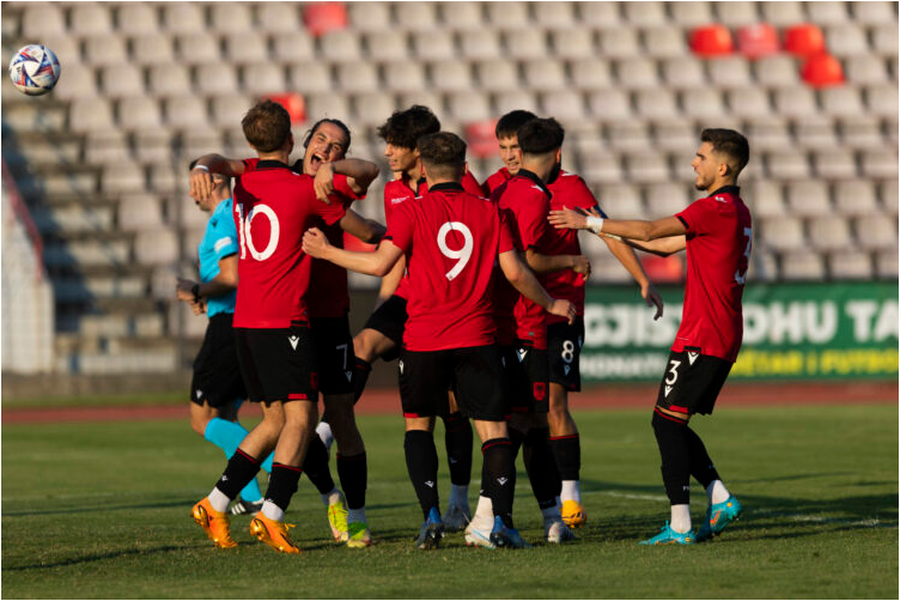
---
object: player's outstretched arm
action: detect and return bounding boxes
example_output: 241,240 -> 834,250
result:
549,207 -> 686,242
376,255 -> 405,305
190,154 -> 246,202
303,227 -> 402,276
339,209 -> 386,244
621,235 -> 687,257
524,249 -> 591,280
314,159 -> 380,201
499,250 -> 576,324
601,238 -> 664,320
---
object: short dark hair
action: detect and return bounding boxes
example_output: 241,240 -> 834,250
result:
241,100 -> 291,153
495,110 -> 538,139
376,105 -> 440,149
416,131 -> 466,180
303,118 -> 351,154
517,117 -> 565,156
701,128 -> 750,176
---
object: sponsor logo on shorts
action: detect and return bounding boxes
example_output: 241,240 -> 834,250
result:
196,390 -> 203,399
563,365 -> 571,376
688,351 -> 699,365
288,335 -> 300,350
425,480 -> 435,488
398,360 -> 405,374
517,348 -> 528,362
664,385 -> 673,397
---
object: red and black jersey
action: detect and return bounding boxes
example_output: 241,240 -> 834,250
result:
385,182 -> 516,351
232,160 -> 346,328
673,185 -> 752,363
485,167 -> 512,195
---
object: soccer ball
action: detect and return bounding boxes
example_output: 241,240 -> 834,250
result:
8,44 -> 60,96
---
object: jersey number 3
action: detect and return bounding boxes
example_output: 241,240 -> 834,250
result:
437,221 -> 473,281
734,227 -> 752,285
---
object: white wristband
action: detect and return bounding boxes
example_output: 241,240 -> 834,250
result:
192,164 -> 210,172
586,215 -> 604,234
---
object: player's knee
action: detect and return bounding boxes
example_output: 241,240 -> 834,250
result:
189,416 -> 208,437
353,330 -> 381,363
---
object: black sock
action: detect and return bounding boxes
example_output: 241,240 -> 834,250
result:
508,426 -> 526,459
404,430 -> 439,520
215,449 -> 261,500
352,357 -> 372,403
337,451 -> 367,510
442,412 -> 473,486
549,434 -> 581,481
652,409 -> 691,505
684,426 -> 720,489
523,427 -> 561,510
265,463 -> 303,512
482,438 -> 515,528
302,435 -> 336,495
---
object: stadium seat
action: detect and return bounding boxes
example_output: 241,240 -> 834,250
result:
176,33 -> 220,64
854,216 -> 897,250
347,2 -> 390,31
689,24 -> 734,57
670,2 -> 713,26
635,89 -> 678,118
587,89 -> 632,120
865,84 -> 899,117
523,59 -> 567,91
850,1 -> 897,24
569,58 -> 613,90
825,24 -> 870,57
364,31 -> 409,61
194,63 -> 238,95
761,1 -> 805,26
162,3 -> 205,34
53,63 -> 97,100
875,250 -> 898,279
257,3 -> 301,33
714,1 -> 758,26
661,56 -> 705,88
809,216 -> 854,250
578,149 -> 622,184
118,195 -> 164,231
396,3 -> 438,30
623,1 -> 666,26
302,2 -> 348,37
116,3 -> 159,34
473,59 -> 518,91
85,130 -> 130,165
384,60 -> 426,91
148,164 -> 177,192
651,119 -> 695,152
147,64 -> 192,97
439,2 -> 484,29
736,23 -> 780,58
540,90 -> 586,122
36,33 -> 81,67
335,62 -> 379,92
320,30 -> 362,61
614,57 -> 659,89
624,152 -> 669,183
726,87 -> 771,117
101,163 -> 146,194
801,53 -> 845,87
69,98 -> 115,132
458,29 -> 501,60
83,34 -> 129,66
755,56 -> 800,85
164,96 -> 209,129
135,228 -> 179,266
748,249 -> 780,282
118,97 -> 163,130
783,23 -> 826,57
22,3 -> 65,37
486,2 -> 530,28
645,182 -> 690,218
447,91 -> 491,122
780,250 -> 825,280
871,25 -> 899,57
794,116 -> 839,148
805,2 -> 849,26
747,180 -> 786,218
643,27 -> 688,58
210,94 -> 253,127
412,29 -> 455,60
774,87 -> 818,117
827,251 -> 873,279
400,90 -> 444,113
426,60 -> 471,91
71,3 -> 112,34
606,121 -> 651,150
833,180 -> 878,216
766,151 -> 811,180
223,32 -> 268,62
595,183 -> 644,216
760,216 -> 805,251
534,2 -> 576,28
353,92 -> 397,125
100,64 -> 145,97
707,56 -> 752,87
860,149 -> 899,179
681,88 -> 725,117
598,28 -> 640,58
844,56 -> 890,85
182,129 -> 224,158
272,32 -> 316,62
819,86 -> 864,116
243,64 -> 286,95
880,180 -> 898,213
132,34 -> 175,66
210,2 -> 253,33
504,29 -> 548,60
550,28 -> 595,59
494,90 -> 539,115
306,93 -> 351,122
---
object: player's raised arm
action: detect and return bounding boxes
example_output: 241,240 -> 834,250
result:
303,227 -> 402,277
314,158 -> 380,202
190,154 -> 247,202
499,249 -> 575,324
338,208 -> 386,244
550,207 -> 686,242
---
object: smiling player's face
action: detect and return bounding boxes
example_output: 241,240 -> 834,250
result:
303,122 -> 348,176
384,143 -> 418,175
497,135 -> 522,174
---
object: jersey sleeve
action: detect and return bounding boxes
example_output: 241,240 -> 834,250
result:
210,217 -> 239,261
676,198 -> 717,235
311,179 -> 348,225
517,192 -> 551,250
498,208 -> 519,253
332,173 -> 365,202
384,200 -> 414,252
241,157 -> 258,172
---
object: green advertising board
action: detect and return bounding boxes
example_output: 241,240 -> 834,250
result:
581,281 -> 898,381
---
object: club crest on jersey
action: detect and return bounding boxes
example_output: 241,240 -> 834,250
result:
288,335 -> 300,350
533,382 -> 547,401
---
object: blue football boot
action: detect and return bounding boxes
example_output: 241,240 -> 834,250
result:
638,521 -> 696,545
697,495 -> 743,542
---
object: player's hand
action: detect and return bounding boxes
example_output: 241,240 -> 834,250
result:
571,254 -> 591,280
642,282 -> 664,321
548,298 -> 577,325
176,277 -> 198,302
189,167 -> 214,203
313,162 -> 335,203
190,298 -> 207,315
548,206 -> 588,230
302,227 -> 330,258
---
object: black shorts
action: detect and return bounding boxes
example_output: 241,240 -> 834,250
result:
656,348 -> 733,416
310,315 -> 354,396
547,318 -> 585,392
399,345 -> 509,421
191,313 -> 247,408
362,294 -> 407,361
234,323 -> 318,404
501,343 -> 549,414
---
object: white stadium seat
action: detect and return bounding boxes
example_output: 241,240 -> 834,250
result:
118,4 -> 159,34
766,151 -> 811,180
643,27 -> 688,57
820,86 -> 864,116
714,1 -> 759,25
458,29 -> 502,60
781,251 -> 825,280
534,2 -> 576,28
845,56 -> 890,85
396,3 -> 439,30
101,162 -> 146,194
474,59 -> 518,92
119,195 -> 164,231
761,1 -> 804,26
242,64 -> 286,95
549,28 -> 595,60
132,34 -> 175,66
661,57 -> 706,88
412,29 -> 455,61
22,3 -> 65,37
708,56 -> 752,88
70,98 -> 115,132
486,2 -> 530,28
623,1 -> 666,26
854,216 -> 897,250
671,2 -> 713,26
578,3 -> 621,27
523,59 -> 567,91
540,90 -> 586,122
427,60 -> 472,91
101,64 -> 145,97
85,130 -> 129,165
272,32 -> 316,62
320,31 -> 362,62
635,89 -> 678,118
614,57 -> 659,89
162,3 -> 206,34
165,96 -> 209,129
209,3 -> 253,33
194,63 -> 238,95
828,251 -> 873,279
336,62 -> 379,92
825,24 -> 870,57
850,1 -> 896,25
54,63 -> 97,100
348,2 -> 391,31
504,29 -> 548,60
813,149 -> 858,179
447,91 -> 491,122
353,92 -> 397,125
223,32 -> 268,62
805,2 -> 849,26
383,61 -> 427,92
587,89 -> 632,120
257,3 -> 301,33
71,3 -> 113,35
570,58 -> 613,90
598,28 -> 640,58
439,2 -> 484,29
148,64 -> 192,97
83,34 -> 129,66
210,94 -> 253,127
176,33 -> 220,64
681,88 -> 725,118
760,216 -> 805,251
364,31 -> 409,61
809,216 -> 854,250
287,61 -> 332,93
755,56 -> 800,86
118,97 -> 163,130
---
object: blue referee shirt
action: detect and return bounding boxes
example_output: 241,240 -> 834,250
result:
198,197 -> 238,317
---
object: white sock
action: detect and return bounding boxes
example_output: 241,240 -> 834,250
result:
348,507 -> 367,525
707,480 -> 731,505
208,487 -> 231,513
561,480 -> 581,504
321,487 -> 341,507
473,495 -> 493,527
316,421 -> 334,451
262,500 -> 284,522
448,484 -> 469,509
541,505 -> 562,522
670,504 -> 691,533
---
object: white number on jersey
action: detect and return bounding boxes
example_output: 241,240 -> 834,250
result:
734,227 -> 752,285
437,221 -> 473,281
235,202 -> 280,261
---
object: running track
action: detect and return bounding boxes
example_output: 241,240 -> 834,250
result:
3,381 -> 896,424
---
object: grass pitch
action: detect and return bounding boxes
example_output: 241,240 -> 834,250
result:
2,403 -> 897,598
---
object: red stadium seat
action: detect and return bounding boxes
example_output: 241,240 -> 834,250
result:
736,23 -> 779,58
302,2 -> 348,37
689,24 -> 734,57
464,120 -> 499,159
783,23 -> 825,57
265,93 -> 306,124
641,255 -> 684,283
801,53 -> 845,87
